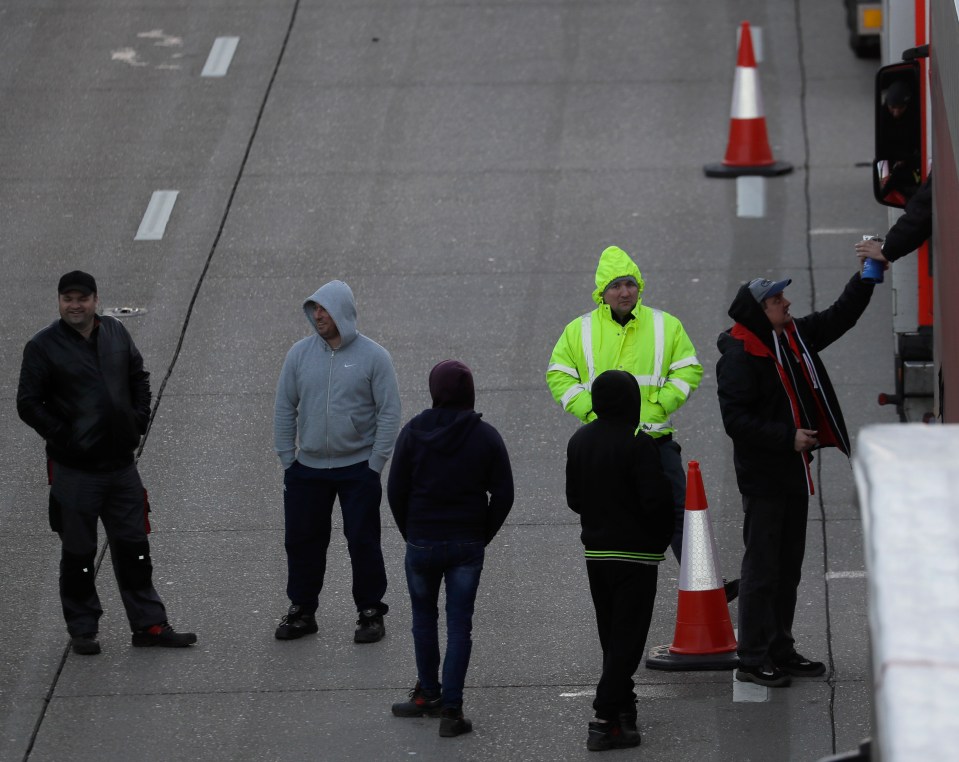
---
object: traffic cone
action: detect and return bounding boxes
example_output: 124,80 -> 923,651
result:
646,461 -> 739,670
704,21 -> 793,178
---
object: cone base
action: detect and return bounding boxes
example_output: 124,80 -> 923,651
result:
645,644 -> 739,672
703,160 -> 794,178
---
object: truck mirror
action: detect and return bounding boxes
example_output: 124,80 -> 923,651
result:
872,61 -> 921,208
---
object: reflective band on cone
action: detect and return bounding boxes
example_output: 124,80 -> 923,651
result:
704,21 -> 793,178
646,461 -> 739,671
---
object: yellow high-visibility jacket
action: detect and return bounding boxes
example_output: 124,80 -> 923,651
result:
546,246 -> 702,435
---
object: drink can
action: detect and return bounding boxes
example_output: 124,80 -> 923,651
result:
861,236 -> 884,284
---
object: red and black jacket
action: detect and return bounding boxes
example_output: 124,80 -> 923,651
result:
716,273 -> 873,498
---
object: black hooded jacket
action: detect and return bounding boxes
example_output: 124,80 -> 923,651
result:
565,370 -> 673,558
883,174 -> 932,262
17,316 -> 151,471
716,273 -> 873,497
387,407 -> 514,545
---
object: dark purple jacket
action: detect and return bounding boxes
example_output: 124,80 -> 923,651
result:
387,408 -> 513,544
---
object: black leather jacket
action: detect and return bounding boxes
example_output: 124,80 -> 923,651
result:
17,316 -> 151,471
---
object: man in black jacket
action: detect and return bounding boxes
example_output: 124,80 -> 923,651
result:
565,370 -> 673,751
716,273 -> 873,687
17,271 -> 195,655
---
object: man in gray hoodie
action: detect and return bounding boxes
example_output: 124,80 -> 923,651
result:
273,280 -> 401,643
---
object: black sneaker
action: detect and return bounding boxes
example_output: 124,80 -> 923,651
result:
132,622 -> 197,648
439,707 -> 473,737
275,605 -> 319,640
775,652 -> 826,677
724,578 -> 740,603
392,682 -> 442,717
354,608 -> 385,643
70,633 -> 101,656
587,720 -> 641,751
735,663 -> 791,687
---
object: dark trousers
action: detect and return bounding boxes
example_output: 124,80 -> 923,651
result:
586,560 -> 658,721
737,493 -> 809,666
405,540 -> 484,709
51,461 -> 167,636
283,460 -> 388,614
657,438 -> 687,562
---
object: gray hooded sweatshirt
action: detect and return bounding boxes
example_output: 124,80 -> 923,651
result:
274,280 -> 401,473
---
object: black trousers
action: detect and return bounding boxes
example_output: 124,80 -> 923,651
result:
586,560 -> 658,721
52,461 -> 167,636
736,493 -> 809,666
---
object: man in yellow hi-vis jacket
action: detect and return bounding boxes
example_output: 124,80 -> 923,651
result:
547,245 -> 703,567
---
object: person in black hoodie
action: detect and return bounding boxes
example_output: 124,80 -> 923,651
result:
565,370 -> 673,752
387,360 -> 513,738
716,273 -> 873,688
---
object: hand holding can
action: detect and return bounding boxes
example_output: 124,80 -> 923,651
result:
860,236 -> 885,283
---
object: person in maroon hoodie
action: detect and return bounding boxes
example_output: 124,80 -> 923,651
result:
387,360 -> 513,738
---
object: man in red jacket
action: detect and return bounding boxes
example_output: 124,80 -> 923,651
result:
716,273 -> 873,687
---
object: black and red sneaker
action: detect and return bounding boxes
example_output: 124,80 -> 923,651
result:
392,682 -> 442,718
587,719 -> 641,751
132,622 -> 197,648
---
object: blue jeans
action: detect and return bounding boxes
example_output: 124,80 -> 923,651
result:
405,540 -> 484,708
283,460 -> 388,614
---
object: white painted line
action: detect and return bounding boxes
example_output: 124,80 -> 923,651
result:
810,228 -> 865,235
135,190 -> 179,241
733,675 -> 769,702
201,37 -> 239,77
826,570 -> 868,580
736,176 -> 766,218
737,26 -> 763,62
559,690 -> 593,698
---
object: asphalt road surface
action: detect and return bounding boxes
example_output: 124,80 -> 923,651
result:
0,1 -> 898,760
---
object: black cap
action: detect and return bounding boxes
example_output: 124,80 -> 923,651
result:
57,271 -> 97,296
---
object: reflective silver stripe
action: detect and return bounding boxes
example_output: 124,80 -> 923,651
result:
652,309 -> 665,386
678,511 -> 724,591
667,377 -> 691,397
642,421 -> 672,432
633,374 -> 661,386
669,355 -> 699,371
561,384 -> 588,408
580,314 -> 595,387
547,363 -> 580,379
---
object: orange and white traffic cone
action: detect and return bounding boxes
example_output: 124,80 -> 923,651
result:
704,21 -> 793,178
646,461 -> 739,670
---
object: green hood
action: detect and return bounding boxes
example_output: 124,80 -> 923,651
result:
591,245 -> 646,307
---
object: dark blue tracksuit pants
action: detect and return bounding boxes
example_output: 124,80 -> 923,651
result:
283,460 -> 388,615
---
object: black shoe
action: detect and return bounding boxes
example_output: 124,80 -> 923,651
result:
735,663 -> 791,687
392,682 -> 442,718
70,633 -> 101,656
132,622 -> 197,648
354,608 -> 385,643
724,578 -> 740,603
275,605 -> 319,640
587,720 -> 641,751
775,652 -> 826,677
439,707 -> 473,737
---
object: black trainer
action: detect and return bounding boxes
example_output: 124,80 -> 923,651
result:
275,605 -> 319,640
70,633 -> 101,656
354,608 -> 385,643
735,663 -> 791,687
775,652 -> 826,677
724,578 -> 740,603
392,682 -> 442,717
439,707 -> 473,737
587,720 -> 641,751
132,622 -> 197,648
